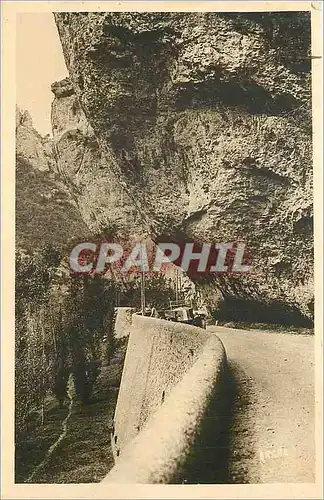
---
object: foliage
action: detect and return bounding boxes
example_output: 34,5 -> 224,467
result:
15,247 -> 117,440
16,156 -> 90,252
15,247 -> 61,436
60,275 -> 117,404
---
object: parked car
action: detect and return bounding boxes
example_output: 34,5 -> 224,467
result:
165,306 -> 206,329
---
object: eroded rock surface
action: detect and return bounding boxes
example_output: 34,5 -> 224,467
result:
16,105 -> 90,252
16,107 -> 55,171
51,78 -> 146,237
54,12 -> 313,323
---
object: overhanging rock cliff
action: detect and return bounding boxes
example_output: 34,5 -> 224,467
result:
54,12 -> 313,324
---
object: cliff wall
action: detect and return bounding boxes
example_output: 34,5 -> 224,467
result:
16,106 -> 90,252
51,78 -> 145,238
53,12 -> 313,323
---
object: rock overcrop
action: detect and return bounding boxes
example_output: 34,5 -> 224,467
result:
53,12 -> 313,324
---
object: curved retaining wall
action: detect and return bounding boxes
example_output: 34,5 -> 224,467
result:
114,307 -> 136,339
104,316 -> 227,484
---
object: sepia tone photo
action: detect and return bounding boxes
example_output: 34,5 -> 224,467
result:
1,2 -> 323,498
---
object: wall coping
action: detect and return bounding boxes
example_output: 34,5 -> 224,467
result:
103,331 -> 226,484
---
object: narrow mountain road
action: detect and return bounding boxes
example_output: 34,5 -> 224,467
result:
209,326 -> 315,483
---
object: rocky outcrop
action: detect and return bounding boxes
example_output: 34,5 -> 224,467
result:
51,78 -> 146,237
16,107 -> 55,171
16,106 -> 90,252
54,12 -> 313,324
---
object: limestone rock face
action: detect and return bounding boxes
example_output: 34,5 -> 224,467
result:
51,78 -> 146,237
54,12 -> 313,323
16,107 -> 55,171
16,104 -> 90,252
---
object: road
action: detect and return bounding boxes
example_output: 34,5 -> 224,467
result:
209,326 -> 315,483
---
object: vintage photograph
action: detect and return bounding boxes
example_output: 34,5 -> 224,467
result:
7,3 -> 321,493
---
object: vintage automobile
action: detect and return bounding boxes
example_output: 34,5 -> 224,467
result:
164,305 -> 206,329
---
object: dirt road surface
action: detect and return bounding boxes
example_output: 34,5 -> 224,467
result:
210,326 -> 315,483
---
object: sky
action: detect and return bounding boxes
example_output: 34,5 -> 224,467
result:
16,13 -> 69,136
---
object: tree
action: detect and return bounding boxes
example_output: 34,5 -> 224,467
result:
15,247 -> 61,436
61,274 -> 117,405
15,246 -> 118,441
